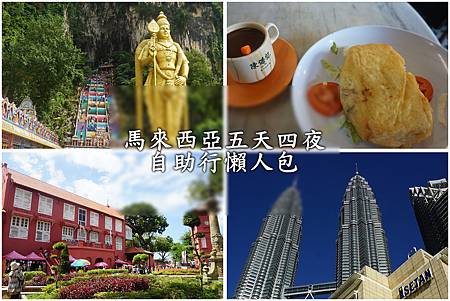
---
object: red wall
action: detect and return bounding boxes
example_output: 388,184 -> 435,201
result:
192,211 -> 212,268
2,169 -> 126,265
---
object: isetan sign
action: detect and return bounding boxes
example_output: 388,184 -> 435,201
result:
398,268 -> 433,299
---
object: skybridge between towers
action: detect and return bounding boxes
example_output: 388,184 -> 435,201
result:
283,281 -> 337,299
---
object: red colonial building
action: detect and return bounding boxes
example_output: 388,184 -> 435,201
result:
192,206 -> 212,267
2,163 -> 135,269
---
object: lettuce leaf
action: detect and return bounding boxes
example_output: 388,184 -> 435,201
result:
340,119 -> 362,144
320,59 -> 341,79
330,42 -> 338,55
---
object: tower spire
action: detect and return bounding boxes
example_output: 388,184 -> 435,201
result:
292,175 -> 298,188
355,163 -> 359,175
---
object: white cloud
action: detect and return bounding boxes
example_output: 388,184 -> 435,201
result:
67,150 -> 123,175
46,160 -> 66,186
70,179 -> 109,206
7,153 -> 43,180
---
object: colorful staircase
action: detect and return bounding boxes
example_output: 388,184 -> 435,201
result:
71,77 -> 112,148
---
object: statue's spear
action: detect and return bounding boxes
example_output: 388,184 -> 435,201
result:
147,20 -> 160,88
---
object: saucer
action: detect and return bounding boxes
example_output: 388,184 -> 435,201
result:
228,38 -> 298,108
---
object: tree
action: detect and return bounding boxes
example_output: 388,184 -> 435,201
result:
154,236 -> 174,263
132,253 -> 149,271
122,202 -> 168,251
188,161 -> 222,203
183,210 -> 206,290
170,231 -> 194,264
51,241 -> 70,288
59,244 -> 70,274
2,3 -> 85,139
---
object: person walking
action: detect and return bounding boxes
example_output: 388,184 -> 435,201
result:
7,262 -> 24,299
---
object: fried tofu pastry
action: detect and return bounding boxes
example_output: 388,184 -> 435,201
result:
340,44 -> 432,147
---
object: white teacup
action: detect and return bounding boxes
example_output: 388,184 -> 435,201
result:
227,22 -> 280,84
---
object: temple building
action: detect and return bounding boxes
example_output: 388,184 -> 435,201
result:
336,167 -> 391,286
409,179 -> 448,255
235,181 -> 302,299
2,97 -> 60,149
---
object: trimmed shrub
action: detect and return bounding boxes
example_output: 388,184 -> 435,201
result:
85,268 -> 126,275
59,244 -> 70,274
94,277 -> 223,299
59,276 -> 149,299
153,268 -> 200,275
52,242 -> 66,251
30,274 -> 51,286
24,271 -> 46,281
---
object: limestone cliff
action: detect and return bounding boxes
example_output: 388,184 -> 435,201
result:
67,2 -> 222,73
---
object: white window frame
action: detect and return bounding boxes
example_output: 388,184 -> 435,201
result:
105,234 -> 112,245
62,226 -> 74,241
116,236 -> 123,250
90,212 -> 99,227
77,228 -> 87,241
89,231 -> 99,243
63,203 -> 75,221
115,219 -> 123,232
35,221 -> 51,242
125,226 -> 133,240
9,216 -> 29,239
200,237 -> 207,248
38,195 -> 53,216
13,188 -> 32,211
78,208 -> 86,226
105,216 -> 112,230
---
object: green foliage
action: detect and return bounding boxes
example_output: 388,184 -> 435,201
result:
52,241 -> 66,251
152,268 -> 199,275
2,3 -> 85,140
50,265 -> 58,271
153,236 -> 174,263
85,269 -> 126,275
27,290 -> 59,299
188,161 -> 223,205
171,242 -> 191,264
23,271 -> 46,281
132,254 -> 150,266
94,276 -> 223,299
183,211 -> 201,228
59,244 -> 70,274
185,50 -> 218,87
122,202 -> 168,251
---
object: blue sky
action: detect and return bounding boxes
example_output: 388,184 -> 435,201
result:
227,152 -> 447,298
2,150 -> 222,247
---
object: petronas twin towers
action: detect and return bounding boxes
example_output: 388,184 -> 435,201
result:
234,183 -> 302,299
335,169 -> 391,286
235,167 -> 391,299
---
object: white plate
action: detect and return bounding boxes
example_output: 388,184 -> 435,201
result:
291,25 -> 448,148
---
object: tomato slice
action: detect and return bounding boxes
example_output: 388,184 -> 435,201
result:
415,75 -> 433,101
307,82 -> 342,116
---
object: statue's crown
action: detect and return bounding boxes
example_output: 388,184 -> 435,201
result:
156,11 -> 169,26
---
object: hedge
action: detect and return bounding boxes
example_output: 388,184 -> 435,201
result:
95,277 -> 222,299
153,268 -> 200,275
24,271 -> 46,281
59,276 -> 149,298
85,268 -> 127,275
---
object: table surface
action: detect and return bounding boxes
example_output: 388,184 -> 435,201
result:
227,3 -> 437,146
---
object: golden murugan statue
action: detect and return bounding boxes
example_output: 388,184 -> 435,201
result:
135,11 -> 189,145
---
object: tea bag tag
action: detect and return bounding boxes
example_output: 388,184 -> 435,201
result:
240,45 -> 252,55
